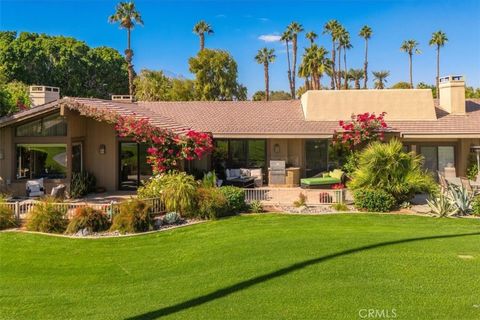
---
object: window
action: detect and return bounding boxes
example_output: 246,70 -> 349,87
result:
16,114 -> 67,137
214,139 -> 266,169
305,140 -> 328,177
16,144 -> 67,180
419,145 -> 455,173
119,142 -> 153,190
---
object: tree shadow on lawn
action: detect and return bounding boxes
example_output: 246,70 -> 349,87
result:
126,232 -> 480,320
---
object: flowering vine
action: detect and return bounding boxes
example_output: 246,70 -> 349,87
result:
62,100 -> 213,174
332,112 -> 388,150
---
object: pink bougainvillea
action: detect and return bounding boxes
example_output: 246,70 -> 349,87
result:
115,115 -> 213,173
332,112 -> 388,150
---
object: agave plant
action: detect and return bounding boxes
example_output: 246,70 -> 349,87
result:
448,184 -> 473,215
427,192 -> 458,217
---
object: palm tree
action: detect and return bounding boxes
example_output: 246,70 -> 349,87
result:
109,1 -> 144,97
298,45 -> 329,90
305,31 -> 318,45
339,30 -> 352,89
372,70 -> 390,89
429,31 -> 448,98
193,20 -> 214,51
333,24 -> 346,89
323,20 -> 341,89
281,30 -> 294,98
349,69 -> 364,89
287,22 -> 304,98
359,25 -> 372,89
400,40 -> 421,88
255,48 -> 276,101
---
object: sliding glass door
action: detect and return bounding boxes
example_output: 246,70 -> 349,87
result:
119,142 -> 152,190
305,140 -> 328,177
419,145 -> 455,174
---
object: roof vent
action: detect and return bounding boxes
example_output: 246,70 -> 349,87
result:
29,86 -> 60,107
111,95 -> 133,103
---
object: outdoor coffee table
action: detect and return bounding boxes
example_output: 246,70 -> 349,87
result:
224,177 -> 255,188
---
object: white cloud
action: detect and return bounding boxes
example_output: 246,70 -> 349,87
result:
258,17 -> 270,22
258,34 -> 281,42
215,14 -> 226,18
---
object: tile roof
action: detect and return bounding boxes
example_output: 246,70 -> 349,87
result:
2,97 -> 479,137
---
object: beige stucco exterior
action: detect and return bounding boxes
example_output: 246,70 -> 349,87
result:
301,89 -> 438,121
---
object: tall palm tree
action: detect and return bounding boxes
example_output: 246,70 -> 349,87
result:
323,20 -> 341,89
193,20 -> 214,51
400,39 -> 421,88
429,30 -> 448,98
281,30 -> 294,98
333,24 -> 346,89
372,70 -> 390,89
298,45 -> 329,90
255,48 -> 276,101
305,31 -> 318,45
109,1 -> 144,97
359,25 -> 372,89
349,69 -> 364,89
287,22 -> 304,98
338,30 -> 352,89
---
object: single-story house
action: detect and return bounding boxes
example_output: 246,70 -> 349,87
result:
0,75 -> 479,195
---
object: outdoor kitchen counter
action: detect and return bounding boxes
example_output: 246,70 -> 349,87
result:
268,167 -> 301,188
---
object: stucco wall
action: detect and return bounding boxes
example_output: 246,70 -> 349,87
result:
301,89 -> 437,121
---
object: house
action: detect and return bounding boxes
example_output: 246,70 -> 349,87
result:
0,76 -> 479,196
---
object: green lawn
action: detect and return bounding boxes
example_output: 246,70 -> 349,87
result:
1,214 -> 480,320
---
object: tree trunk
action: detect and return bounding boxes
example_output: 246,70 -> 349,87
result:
285,40 -> 294,98
355,79 -> 360,89
126,28 -> 134,97
292,35 -> 297,98
436,46 -> 440,99
409,53 -> 413,89
200,34 -> 205,51
363,39 -> 368,89
331,40 -> 336,90
264,62 -> 269,101
337,46 -> 342,89
344,47 -> 348,89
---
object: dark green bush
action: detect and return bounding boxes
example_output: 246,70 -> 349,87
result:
110,199 -> 152,234
70,171 -> 96,199
219,186 -> 246,213
353,189 -> 396,212
194,187 -> 228,219
65,206 -> 110,234
25,198 -> 67,233
473,196 -> 480,216
0,205 -> 17,230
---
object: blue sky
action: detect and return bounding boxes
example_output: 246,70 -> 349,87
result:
1,0 -> 479,96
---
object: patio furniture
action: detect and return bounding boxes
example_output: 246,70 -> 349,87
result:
50,184 -> 66,199
224,169 -> 256,188
26,178 -> 45,197
301,169 -> 345,189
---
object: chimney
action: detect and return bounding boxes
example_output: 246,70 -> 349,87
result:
111,95 -> 133,103
439,75 -> 466,115
29,86 -> 60,107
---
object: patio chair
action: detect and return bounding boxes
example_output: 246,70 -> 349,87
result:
26,178 -> 45,197
50,184 -> 66,200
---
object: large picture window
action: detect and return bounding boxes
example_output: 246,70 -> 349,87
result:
16,114 -> 67,137
419,145 -> 455,173
16,144 -> 67,180
214,139 -> 266,170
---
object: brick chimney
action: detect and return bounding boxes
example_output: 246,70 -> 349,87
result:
29,86 -> 60,107
439,75 -> 466,115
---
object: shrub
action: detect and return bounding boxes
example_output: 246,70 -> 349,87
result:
161,172 -> 197,215
25,198 -> 67,233
472,196 -> 480,216
163,212 -> 181,224
200,171 -> 217,188
448,185 -> 473,216
249,200 -> 263,213
353,189 -> 396,212
348,139 -> 436,204
0,204 -> 17,230
110,199 -> 152,234
427,192 -> 458,217
332,203 -> 349,212
65,206 -> 110,234
293,192 -> 307,207
70,172 -> 96,198
137,175 -> 165,199
194,187 -> 228,219
219,186 -> 246,213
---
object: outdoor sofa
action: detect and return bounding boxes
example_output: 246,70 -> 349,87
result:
300,169 -> 345,189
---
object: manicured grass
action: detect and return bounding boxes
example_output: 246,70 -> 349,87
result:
1,214 -> 480,320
